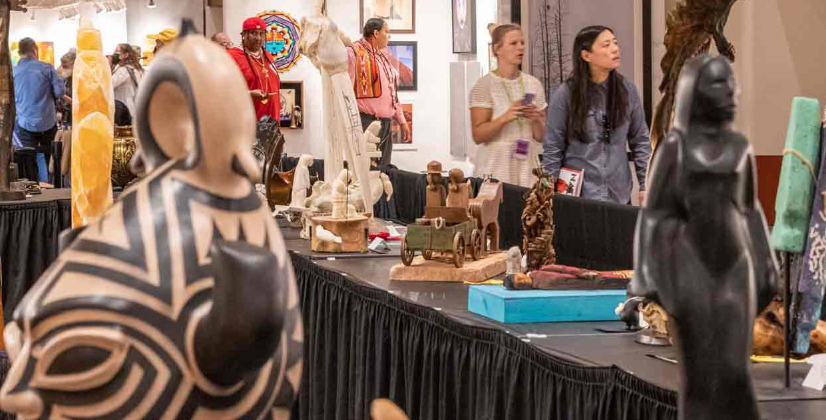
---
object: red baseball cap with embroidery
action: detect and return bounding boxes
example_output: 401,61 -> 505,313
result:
242,17 -> 267,32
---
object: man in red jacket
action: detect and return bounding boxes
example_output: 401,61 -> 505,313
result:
228,17 -> 281,121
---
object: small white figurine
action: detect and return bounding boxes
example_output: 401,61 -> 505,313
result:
364,120 -> 382,159
316,225 -> 342,243
331,169 -> 358,219
349,171 -> 394,213
290,154 -> 314,208
506,246 -> 523,275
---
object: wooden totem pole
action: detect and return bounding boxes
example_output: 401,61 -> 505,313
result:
0,1 -> 28,200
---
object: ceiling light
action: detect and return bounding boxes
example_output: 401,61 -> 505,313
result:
147,0 -> 157,8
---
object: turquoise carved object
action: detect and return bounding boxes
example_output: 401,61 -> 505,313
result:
770,97 -> 822,253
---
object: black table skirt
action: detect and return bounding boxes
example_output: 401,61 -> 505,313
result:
290,253 -> 677,420
0,189 -> 72,322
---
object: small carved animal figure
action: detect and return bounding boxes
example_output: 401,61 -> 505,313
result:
470,178 -> 503,252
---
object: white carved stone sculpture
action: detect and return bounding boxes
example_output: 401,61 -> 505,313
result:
331,169 -> 359,219
298,13 -> 374,212
350,171 -> 393,213
306,170 -> 393,215
364,120 -> 383,159
290,154 -> 313,208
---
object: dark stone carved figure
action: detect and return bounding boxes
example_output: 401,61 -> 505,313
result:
630,55 -> 778,420
0,21 -> 303,420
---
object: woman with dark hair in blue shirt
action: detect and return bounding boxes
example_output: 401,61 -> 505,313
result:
543,26 -> 651,205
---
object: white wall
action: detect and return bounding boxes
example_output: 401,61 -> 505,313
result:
650,0 -> 826,156
124,0 -> 211,48
731,0 -> 826,155
10,7 -> 127,63
224,0 -> 479,174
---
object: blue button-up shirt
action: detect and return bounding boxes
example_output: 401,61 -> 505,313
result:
543,77 -> 651,204
14,57 -> 64,132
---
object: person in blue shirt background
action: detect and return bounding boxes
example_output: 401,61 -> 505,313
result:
14,37 -> 64,183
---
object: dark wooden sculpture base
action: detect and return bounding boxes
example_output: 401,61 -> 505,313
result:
0,190 -> 25,201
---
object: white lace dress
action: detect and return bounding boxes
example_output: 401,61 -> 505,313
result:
469,72 -> 546,187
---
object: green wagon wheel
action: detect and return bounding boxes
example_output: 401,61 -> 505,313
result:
453,233 -> 465,268
401,236 -> 415,266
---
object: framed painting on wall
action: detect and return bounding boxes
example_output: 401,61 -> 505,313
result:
387,41 -> 417,91
280,81 -> 304,129
360,0 -> 416,34
10,41 -> 54,66
452,0 -> 476,53
391,104 -> 413,144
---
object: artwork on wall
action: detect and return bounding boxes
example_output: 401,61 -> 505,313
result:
10,41 -> 55,66
387,41 -> 417,91
391,103 -> 413,144
280,81 -> 304,129
257,10 -> 302,73
360,0 -> 416,34
452,0 -> 476,53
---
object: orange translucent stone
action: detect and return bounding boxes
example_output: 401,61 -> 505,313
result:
71,113 -> 114,226
71,20 -> 115,227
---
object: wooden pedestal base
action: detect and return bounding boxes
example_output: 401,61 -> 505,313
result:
390,252 -> 507,283
310,215 -> 369,253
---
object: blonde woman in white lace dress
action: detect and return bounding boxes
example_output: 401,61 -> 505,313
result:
469,24 -> 546,187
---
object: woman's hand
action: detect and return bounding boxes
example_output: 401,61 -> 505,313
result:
522,104 -> 546,123
500,100 -> 528,124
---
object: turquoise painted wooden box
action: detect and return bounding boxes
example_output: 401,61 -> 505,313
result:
468,285 -> 626,323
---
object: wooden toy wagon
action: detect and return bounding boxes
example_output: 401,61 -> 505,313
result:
401,207 -> 483,268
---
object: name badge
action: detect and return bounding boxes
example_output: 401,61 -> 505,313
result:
513,139 -> 530,160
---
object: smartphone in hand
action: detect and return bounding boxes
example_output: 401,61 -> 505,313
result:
521,93 -> 536,106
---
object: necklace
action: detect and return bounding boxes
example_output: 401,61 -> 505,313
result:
247,49 -> 271,104
494,69 -> 526,138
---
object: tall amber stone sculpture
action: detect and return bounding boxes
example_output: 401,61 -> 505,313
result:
71,17 -> 115,227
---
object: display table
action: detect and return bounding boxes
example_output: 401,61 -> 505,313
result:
286,234 -> 826,420
0,189 -> 71,322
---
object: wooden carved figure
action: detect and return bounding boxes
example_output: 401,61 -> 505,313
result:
425,161 -> 446,207
522,168 -> 556,269
0,21 -> 303,420
469,178 -> 503,252
446,168 -> 471,208
631,56 -> 777,420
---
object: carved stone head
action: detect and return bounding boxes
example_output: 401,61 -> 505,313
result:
0,20 -> 303,420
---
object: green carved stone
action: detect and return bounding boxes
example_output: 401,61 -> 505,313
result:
770,97 -> 822,253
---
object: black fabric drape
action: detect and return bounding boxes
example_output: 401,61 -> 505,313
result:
12,149 -> 38,182
0,190 -> 72,322
552,194 -> 639,271
290,253 -> 677,420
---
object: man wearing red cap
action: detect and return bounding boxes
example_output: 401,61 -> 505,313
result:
228,17 -> 281,121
